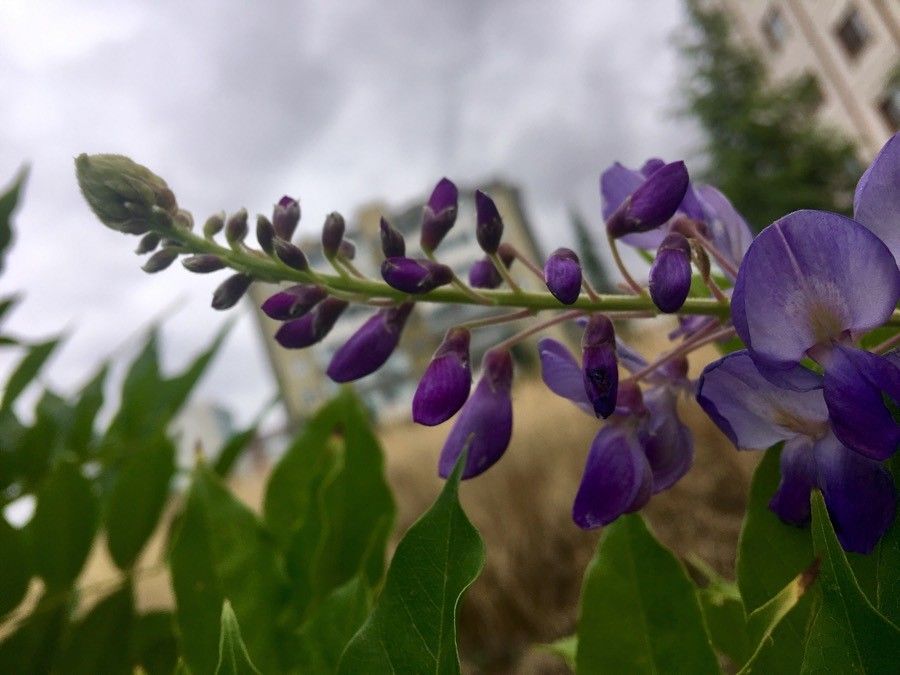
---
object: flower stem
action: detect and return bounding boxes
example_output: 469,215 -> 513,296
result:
607,231 -> 646,296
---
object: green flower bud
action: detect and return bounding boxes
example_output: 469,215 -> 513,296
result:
75,154 -> 177,234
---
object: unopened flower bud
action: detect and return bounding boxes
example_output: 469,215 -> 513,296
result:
211,273 -> 253,310
274,297 -> 348,348
321,212 -> 345,258
582,314 -> 618,418
420,178 -> 458,253
182,254 -> 227,274
468,247 -> 515,289
256,215 -> 275,254
381,257 -> 454,294
273,238 -> 309,271
225,208 -> 248,245
544,247 -> 582,305
327,303 -> 415,382
439,348 -> 514,479
174,209 -> 194,230
338,239 -> 356,260
141,247 -> 179,273
135,232 -> 161,255
413,327 -> 472,426
380,217 -> 406,258
75,154 -> 177,235
272,195 -> 300,241
260,284 -> 327,320
606,161 -> 689,238
475,190 -> 504,254
649,232 -> 692,313
203,212 -> 225,238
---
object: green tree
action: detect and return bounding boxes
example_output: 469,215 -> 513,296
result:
679,0 -> 861,231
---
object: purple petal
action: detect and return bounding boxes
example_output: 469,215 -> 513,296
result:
822,345 -> 900,460
640,158 -> 665,176
274,298 -> 348,349
428,177 -> 457,214
668,315 -> 717,342
272,195 -> 301,240
326,303 -> 414,382
544,247 -> 582,305
381,257 -> 453,294
816,432 -> 896,554
537,338 -> 593,414
615,338 -> 648,374
734,210 -> 899,369
696,351 -> 828,451
413,328 -> 472,426
475,190 -> 503,254
438,349 -> 514,479
696,184 -> 753,276
261,284 -> 327,320
854,132 -> 900,263
600,162 -> 644,221
769,437 -> 817,525
607,161 -> 690,239
468,257 -> 502,289
582,315 -> 618,418
379,217 -> 406,258
677,183 -> 706,222
572,425 -> 653,529
649,232 -> 692,313
641,387 -> 693,492
420,178 -> 458,252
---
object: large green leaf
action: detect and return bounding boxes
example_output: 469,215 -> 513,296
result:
131,611 -> 179,675
692,557 -> 751,667
575,514 -> 719,674
105,436 -> 175,569
0,167 -> 27,272
1,337 -> 61,412
215,600 -> 261,675
0,589 -> 70,674
60,583 -> 134,675
67,364 -> 108,456
0,516 -> 30,616
169,461 -> 288,675
736,445 -> 814,672
801,492 -> 900,673
213,425 -> 258,479
29,461 -> 99,590
337,453 -> 485,675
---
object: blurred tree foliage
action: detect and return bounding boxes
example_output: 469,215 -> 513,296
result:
680,0 -> 861,230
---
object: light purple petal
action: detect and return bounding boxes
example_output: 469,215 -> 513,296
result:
854,132 -> 900,263
677,183 -> 706,222
572,425 -> 653,529
412,328 -> 471,426
537,338 -> 593,414
696,184 -> 753,276
769,437 -> 818,525
600,162 -> 644,220
615,338 -> 648,374
642,387 -> 693,492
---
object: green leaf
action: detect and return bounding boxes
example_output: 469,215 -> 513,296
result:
29,461 -> 98,590
538,635 -> 577,670
215,600 -> 262,675
293,576 -> 371,674
0,167 -> 27,272
801,492 -> 900,673
105,437 -> 175,569
575,514 -> 719,675
1,337 -> 61,411
736,445 -> 814,672
0,517 -> 30,616
0,589 -> 70,674
212,425 -> 257,478
337,452 -> 485,675
692,557 -> 751,666
0,294 -> 19,327
131,611 -> 178,675
61,584 -> 134,675
67,364 -> 108,456
169,461 -> 287,675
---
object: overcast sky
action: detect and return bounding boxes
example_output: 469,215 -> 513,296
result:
0,0 -> 700,429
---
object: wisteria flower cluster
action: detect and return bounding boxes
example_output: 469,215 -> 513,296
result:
76,133 -> 899,555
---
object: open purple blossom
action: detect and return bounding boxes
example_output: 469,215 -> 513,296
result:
697,350 -> 895,553
413,327 -> 471,426
438,348 -> 513,480
605,161 -> 690,240
853,131 -> 900,263
327,303 -> 415,383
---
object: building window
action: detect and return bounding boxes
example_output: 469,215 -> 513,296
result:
834,6 -> 870,59
761,6 -> 789,51
879,86 -> 900,132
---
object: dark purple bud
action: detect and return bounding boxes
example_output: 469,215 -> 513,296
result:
420,178 -> 458,253
649,232 -> 692,313
338,239 -> 356,260
380,217 -> 406,258
468,247 -> 515,289
135,232 -> 161,255
606,161 -> 689,238
438,348 -> 514,479
273,238 -> 309,271
174,209 -> 194,230
203,212 -> 225,238
275,297 -> 348,348
182,254 -> 227,274
582,314 -> 618,418
261,284 -> 327,320
326,303 -> 415,382
256,215 -> 275,254
322,211 -> 345,258
225,208 -> 248,244
413,327 -> 472,426
212,273 -> 253,310
544,247 -> 582,305
272,195 -> 301,241
141,247 -> 178,273
475,190 -> 504,254
381,257 -> 454,294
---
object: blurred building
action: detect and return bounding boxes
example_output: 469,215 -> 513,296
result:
250,181 -> 563,427
713,0 -> 899,157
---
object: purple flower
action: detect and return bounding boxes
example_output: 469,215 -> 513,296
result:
321,212 -> 345,258
475,190 -> 504,254
380,217 -> 406,258
272,195 -> 300,241
413,327 -> 471,426
696,184 -> 753,278
649,232 -> 692,313
260,284 -> 327,320
605,161 -> 690,239
326,303 -> 414,382
438,349 -> 513,480
697,350 -> 895,553
275,297 -> 348,349
468,246 -> 515,289
381,257 -> 454,294
582,315 -> 618,418
853,131 -> 900,263
544,248 -> 582,305
420,178 -> 458,253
